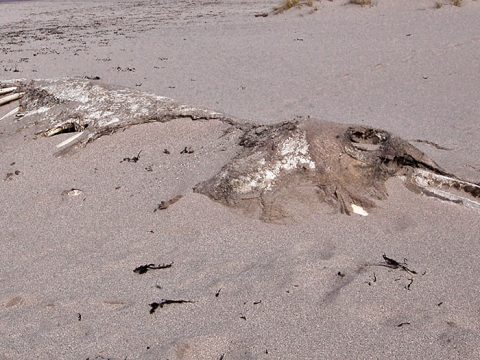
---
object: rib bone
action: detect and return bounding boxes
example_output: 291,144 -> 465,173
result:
0,87 -> 16,95
56,131 -> 87,149
0,92 -> 24,106
0,107 -> 19,121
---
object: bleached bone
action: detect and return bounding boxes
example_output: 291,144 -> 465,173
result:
56,131 -> 86,149
46,127 -> 65,137
411,168 -> 480,210
0,87 -> 17,95
0,92 -> 23,106
351,204 -> 369,216
0,107 -> 19,121
3,78 -> 234,153
45,121 -> 84,137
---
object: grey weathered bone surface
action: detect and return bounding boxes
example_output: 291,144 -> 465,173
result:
0,106 -> 19,121
194,120 -> 479,221
1,78 -> 241,151
2,78 -> 478,221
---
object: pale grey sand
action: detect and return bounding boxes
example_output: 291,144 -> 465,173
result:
1,1 -> 480,359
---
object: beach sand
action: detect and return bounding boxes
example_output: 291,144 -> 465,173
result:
1,1 -> 479,359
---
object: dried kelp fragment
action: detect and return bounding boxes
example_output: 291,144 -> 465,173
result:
180,146 -> 194,154
133,262 -> 173,274
149,299 -> 194,314
370,254 -> 417,275
121,150 -> 142,163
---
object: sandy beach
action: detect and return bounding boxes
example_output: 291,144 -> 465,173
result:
1,1 -> 479,359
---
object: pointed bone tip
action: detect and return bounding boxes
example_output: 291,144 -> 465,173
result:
56,131 -> 85,148
0,107 -> 19,121
0,86 -> 17,95
351,204 -> 369,216
0,92 -> 24,107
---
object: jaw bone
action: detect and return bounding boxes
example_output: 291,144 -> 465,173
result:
409,169 -> 480,211
2,78 -> 478,220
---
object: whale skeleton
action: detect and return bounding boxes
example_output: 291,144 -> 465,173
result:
1,78 -> 478,221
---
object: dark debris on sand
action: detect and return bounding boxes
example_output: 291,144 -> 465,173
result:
154,195 -> 183,212
4,170 -> 21,181
149,299 -> 194,314
133,262 -> 173,274
380,254 -> 417,275
120,150 -> 142,163
180,146 -> 194,154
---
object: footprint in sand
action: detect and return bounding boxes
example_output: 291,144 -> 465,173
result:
4,296 -> 24,308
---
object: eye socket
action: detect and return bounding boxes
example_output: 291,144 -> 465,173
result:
347,127 -> 389,145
